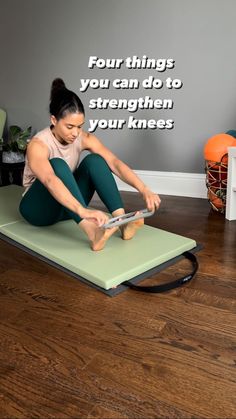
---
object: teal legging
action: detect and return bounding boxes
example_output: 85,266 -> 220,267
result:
19,154 -> 124,226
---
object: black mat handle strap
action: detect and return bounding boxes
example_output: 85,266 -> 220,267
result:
122,251 -> 198,293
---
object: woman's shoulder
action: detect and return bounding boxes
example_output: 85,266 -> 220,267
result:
34,126 -> 51,140
29,127 -> 54,148
80,130 -> 97,150
27,127 -> 51,153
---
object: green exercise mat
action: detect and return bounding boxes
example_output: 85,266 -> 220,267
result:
0,185 -> 199,296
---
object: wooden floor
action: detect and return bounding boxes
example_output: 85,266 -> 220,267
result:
0,191 -> 236,419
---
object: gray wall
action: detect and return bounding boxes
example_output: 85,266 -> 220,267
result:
1,0 -> 236,173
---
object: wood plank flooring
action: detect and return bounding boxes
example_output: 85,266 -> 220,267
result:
0,191 -> 236,419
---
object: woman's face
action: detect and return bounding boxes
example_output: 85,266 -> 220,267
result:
51,113 -> 85,145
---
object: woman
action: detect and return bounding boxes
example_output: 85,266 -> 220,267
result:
19,78 -> 161,251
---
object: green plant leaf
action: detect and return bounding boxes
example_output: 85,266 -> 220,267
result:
9,125 -> 21,142
19,126 -> 32,142
16,138 -> 27,151
5,125 -> 32,152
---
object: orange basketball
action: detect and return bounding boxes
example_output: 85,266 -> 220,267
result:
204,133 -> 236,162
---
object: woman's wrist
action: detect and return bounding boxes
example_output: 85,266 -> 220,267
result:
77,204 -> 85,218
139,184 -> 150,194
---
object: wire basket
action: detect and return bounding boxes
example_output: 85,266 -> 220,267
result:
205,156 -> 227,213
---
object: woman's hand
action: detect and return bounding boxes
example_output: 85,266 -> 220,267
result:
141,186 -> 161,212
79,208 -> 109,227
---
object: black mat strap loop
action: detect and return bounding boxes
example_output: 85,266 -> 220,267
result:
122,251 -> 198,293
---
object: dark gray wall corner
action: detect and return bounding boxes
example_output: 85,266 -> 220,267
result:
0,0 -> 235,173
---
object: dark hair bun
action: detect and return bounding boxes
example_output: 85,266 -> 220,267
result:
49,78 -> 85,119
50,78 -> 66,100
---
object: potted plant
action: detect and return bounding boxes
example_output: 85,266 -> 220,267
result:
0,125 -> 32,163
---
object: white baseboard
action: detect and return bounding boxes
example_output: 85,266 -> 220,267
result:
115,170 -> 207,199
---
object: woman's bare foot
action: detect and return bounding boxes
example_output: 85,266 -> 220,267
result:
79,219 -> 118,251
120,217 -> 144,240
91,225 -> 118,251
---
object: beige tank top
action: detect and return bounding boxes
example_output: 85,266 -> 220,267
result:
23,126 -> 82,192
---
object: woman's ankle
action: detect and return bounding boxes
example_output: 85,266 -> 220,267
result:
112,208 -> 125,217
79,219 -> 97,241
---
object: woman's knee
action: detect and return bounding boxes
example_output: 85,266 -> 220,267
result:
82,153 -> 109,170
